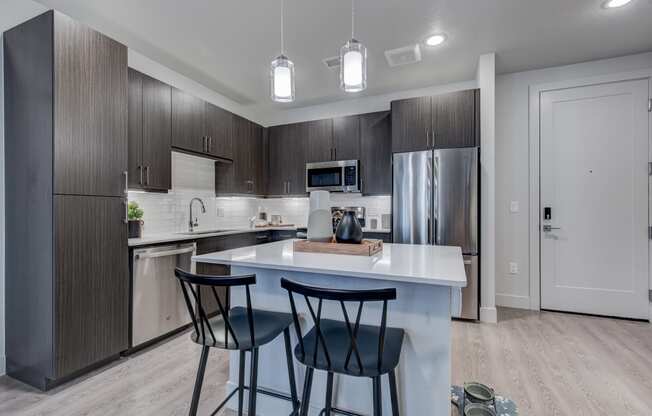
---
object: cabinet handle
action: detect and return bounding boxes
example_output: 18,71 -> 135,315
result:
123,171 -> 128,195
202,136 -> 207,153
123,199 -> 128,224
334,147 -> 337,160
208,136 -> 212,153
145,166 -> 150,186
138,166 -> 143,185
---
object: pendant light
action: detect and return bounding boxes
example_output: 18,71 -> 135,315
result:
340,0 -> 367,93
270,0 -> 295,102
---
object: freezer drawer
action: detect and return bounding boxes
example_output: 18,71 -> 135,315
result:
132,243 -> 196,347
458,255 -> 479,320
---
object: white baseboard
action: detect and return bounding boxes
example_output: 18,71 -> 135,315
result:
496,293 -> 531,310
480,306 -> 497,323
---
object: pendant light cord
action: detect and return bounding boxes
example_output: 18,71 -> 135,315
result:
281,0 -> 285,55
351,0 -> 355,39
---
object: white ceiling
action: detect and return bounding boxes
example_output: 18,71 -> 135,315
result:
18,0 -> 652,115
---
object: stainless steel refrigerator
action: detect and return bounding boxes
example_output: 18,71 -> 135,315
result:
393,148 -> 479,320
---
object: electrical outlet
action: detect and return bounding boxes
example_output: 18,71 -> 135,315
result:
216,208 -> 225,217
509,262 -> 519,275
510,201 -> 519,213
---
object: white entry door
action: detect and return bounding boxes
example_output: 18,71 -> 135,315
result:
540,79 -> 650,319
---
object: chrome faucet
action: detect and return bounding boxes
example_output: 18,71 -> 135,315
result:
188,198 -> 206,232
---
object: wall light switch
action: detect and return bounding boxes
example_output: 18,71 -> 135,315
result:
509,201 -> 519,213
509,262 -> 519,275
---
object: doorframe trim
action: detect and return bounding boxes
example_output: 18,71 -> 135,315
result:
528,69 -> 652,312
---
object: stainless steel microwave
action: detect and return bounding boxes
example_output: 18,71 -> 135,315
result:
306,160 -> 360,193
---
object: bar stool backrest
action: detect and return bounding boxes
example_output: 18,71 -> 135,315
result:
175,268 -> 257,349
280,277 -> 397,375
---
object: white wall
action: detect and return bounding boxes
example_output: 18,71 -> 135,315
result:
495,51 -> 652,309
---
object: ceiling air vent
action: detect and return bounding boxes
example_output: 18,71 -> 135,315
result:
384,44 -> 422,67
323,56 -> 341,70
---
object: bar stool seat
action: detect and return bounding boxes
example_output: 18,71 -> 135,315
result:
192,306 -> 294,350
298,319 -> 404,377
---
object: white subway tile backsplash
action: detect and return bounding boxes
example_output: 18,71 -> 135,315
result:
129,152 -> 391,236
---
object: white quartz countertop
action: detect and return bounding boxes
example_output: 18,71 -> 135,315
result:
193,240 -> 466,287
128,226 -> 391,247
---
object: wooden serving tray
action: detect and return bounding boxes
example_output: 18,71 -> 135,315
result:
293,238 -> 383,256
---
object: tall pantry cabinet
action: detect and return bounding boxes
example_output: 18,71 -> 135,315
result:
4,11 -> 129,390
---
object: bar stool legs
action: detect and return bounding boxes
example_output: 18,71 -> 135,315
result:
248,348 -> 260,416
372,376 -> 382,416
237,351 -> 246,416
189,346 -> 210,416
283,329 -> 300,414
299,367 -> 314,416
324,372 -> 334,416
388,370 -> 400,416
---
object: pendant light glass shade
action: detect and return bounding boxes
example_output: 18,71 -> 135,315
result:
340,39 -> 366,93
270,54 -> 295,102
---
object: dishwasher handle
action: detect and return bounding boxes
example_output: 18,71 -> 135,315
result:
135,246 -> 196,260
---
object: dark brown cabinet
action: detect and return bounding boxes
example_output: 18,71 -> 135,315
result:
306,116 -> 360,163
172,90 -> 234,160
171,88 -> 205,154
360,111 -> 392,195
432,89 -> 477,148
391,90 -> 479,153
54,195 -> 129,377
4,11 -> 129,390
215,116 -> 264,195
391,96 -> 432,153
268,122 -> 308,196
332,115 -> 360,161
128,68 -> 172,191
307,119 -> 333,162
205,103 -> 233,159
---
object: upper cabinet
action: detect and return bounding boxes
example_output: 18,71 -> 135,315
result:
306,116 -> 361,163
128,68 -> 172,191
360,111 -> 392,195
391,89 -> 479,153
171,88 -> 205,154
216,116 -> 264,196
53,13 -> 128,197
205,103 -> 233,159
332,115 -> 360,161
268,122 -> 308,196
171,89 -> 234,160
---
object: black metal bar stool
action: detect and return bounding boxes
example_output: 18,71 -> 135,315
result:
175,268 -> 300,416
280,278 -> 404,416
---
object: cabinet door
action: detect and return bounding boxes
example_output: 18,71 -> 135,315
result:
54,195 -> 128,378
268,125 -> 289,196
251,123 -> 265,195
287,122 -> 309,195
232,115 -> 254,194
307,119 -> 332,162
205,103 -> 233,159
171,88 -> 205,153
127,69 -> 143,189
390,96 -> 431,153
432,89 -> 476,148
141,74 -> 171,190
360,111 -> 392,195
332,115 -> 360,161
53,14 -> 127,197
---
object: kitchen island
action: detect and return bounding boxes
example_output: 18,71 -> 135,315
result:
193,240 -> 466,416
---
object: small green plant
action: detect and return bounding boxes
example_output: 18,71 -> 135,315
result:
128,201 -> 144,221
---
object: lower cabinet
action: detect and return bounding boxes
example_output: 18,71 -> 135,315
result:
54,195 -> 129,378
364,232 -> 392,243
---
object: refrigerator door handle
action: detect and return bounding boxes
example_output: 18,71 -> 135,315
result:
427,218 -> 432,244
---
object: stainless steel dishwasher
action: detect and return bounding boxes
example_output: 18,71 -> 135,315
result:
132,242 -> 196,347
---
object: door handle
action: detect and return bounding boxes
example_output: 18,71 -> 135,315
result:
542,224 -> 561,232
123,171 -> 128,195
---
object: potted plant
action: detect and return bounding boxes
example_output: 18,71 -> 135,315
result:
128,201 -> 144,238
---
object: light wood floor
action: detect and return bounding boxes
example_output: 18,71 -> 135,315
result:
1,308 -> 651,415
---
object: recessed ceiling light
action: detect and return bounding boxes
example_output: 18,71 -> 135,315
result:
425,34 -> 447,47
602,0 -> 633,8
